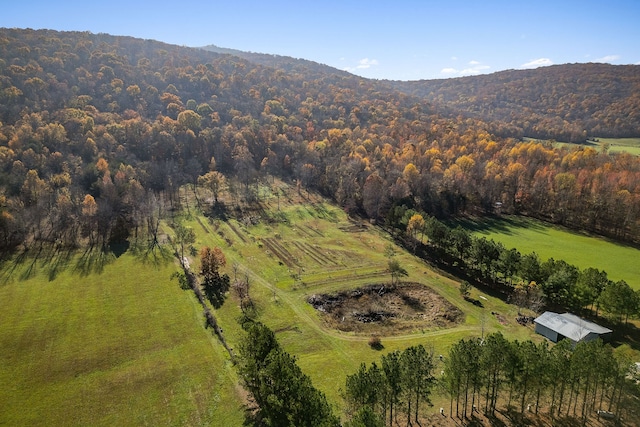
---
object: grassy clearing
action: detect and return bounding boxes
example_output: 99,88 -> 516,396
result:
530,135 -> 640,156
1,183 -> 555,425
188,183 -> 543,410
595,137 -> 640,155
0,249 -> 244,426
454,215 -> 640,289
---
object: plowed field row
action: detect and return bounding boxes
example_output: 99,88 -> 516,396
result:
263,237 -> 297,268
291,241 -> 339,267
226,221 -> 248,243
302,225 -> 324,237
303,269 -> 389,288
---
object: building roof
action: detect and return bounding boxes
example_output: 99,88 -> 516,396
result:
534,311 -> 612,342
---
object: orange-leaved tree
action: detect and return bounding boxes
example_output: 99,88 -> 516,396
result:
200,246 -> 230,307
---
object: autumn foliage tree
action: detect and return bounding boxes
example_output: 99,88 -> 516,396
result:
1,27 -> 640,263
197,171 -> 227,205
200,246 -> 230,307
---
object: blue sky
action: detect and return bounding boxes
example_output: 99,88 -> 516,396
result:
2,0 -> 639,80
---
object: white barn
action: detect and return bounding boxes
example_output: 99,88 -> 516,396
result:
534,311 -> 612,345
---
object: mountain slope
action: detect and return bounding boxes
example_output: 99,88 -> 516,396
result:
199,44 -> 353,79
388,63 -> 640,141
199,45 -> 640,142
1,28 -> 640,251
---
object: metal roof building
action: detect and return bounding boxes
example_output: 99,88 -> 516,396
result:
534,311 -> 612,345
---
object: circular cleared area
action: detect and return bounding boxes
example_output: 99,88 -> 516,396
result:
308,282 -> 464,334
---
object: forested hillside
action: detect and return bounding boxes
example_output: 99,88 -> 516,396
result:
1,28 -> 640,257
3,28 -> 640,427
200,44 -> 354,80
390,63 -> 640,142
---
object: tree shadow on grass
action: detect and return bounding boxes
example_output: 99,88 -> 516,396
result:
74,245 -> 115,276
451,215 -> 548,237
130,241 -> 174,267
463,296 -> 485,308
0,242 -> 71,283
1,240 -> 140,283
608,321 -> 640,352
19,246 -> 42,281
42,245 -> 75,281
0,246 -> 31,284
10,241 -> 55,281
14,238 -> 68,281
110,241 -> 129,258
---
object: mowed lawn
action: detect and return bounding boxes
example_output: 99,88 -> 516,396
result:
455,215 -> 640,289
0,249 -> 244,426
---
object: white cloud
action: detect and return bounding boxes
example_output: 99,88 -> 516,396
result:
461,65 -> 490,74
451,56 -> 458,61
635,60 -> 640,65
356,58 -> 379,69
520,58 -> 553,69
595,54 -> 620,63
441,61 -> 490,77
343,58 -> 379,74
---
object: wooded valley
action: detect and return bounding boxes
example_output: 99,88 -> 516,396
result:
1,28 -> 640,426
2,29 -> 640,252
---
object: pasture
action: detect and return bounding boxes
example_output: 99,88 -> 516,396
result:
187,183 -> 541,407
534,135 -> 640,156
595,137 -> 640,155
0,182 -> 555,425
454,215 -> 640,289
0,248 -> 244,426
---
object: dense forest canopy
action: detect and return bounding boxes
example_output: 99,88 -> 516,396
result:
389,63 -> 640,142
1,28 -> 640,255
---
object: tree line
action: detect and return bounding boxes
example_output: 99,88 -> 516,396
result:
342,345 -> 435,426
440,334 -> 637,424
237,323 -> 638,426
388,206 -> 640,323
237,320 -> 340,426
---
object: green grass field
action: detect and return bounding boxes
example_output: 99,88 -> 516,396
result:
0,248 -> 244,426
596,137 -> 640,155
535,136 -> 640,156
454,215 -> 640,289
1,184 -> 567,425
185,184 -> 541,409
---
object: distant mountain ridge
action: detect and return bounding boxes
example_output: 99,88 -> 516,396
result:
199,43 -> 640,141
387,63 -> 640,141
